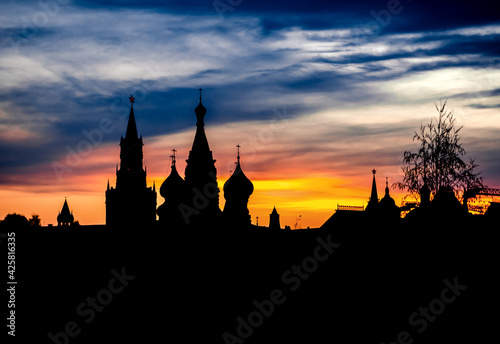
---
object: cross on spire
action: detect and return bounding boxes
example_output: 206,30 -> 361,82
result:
372,168 -> 377,174
198,88 -> 203,101
171,149 -> 177,165
129,95 -> 135,104
236,144 -> 241,164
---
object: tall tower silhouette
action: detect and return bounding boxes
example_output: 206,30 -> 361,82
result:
182,89 -> 221,226
366,169 -> 379,212
106,95 -> 157,228
223,145 -> 254,227
157,149 -> 188,229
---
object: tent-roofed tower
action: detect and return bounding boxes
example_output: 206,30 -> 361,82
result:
366,169 -> 379,212
223,145 -> 254,227
269,206 -> 281,230
183,89 -> 221,226
57,198 -> 74,227
106,95 -> 157,228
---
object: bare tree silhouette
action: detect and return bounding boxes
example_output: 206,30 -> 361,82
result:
394,100 -> 484,201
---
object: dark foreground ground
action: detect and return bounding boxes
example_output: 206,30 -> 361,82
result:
2,215 -> 498,343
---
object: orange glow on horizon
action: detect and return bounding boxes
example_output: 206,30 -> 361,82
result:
0,107 -> 412,229
1,173 -> 408,229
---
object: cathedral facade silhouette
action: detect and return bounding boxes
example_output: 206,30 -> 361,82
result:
101,90 -> 489,231
105,91 -> 259,230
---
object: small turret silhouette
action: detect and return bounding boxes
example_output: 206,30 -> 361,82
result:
269,206 -> 281,230
57,198 -> 74,227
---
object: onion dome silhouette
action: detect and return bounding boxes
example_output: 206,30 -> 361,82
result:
379,177 -> 396,208
222,145 -> 254,227
157,149 -> 188,228
223,145 -> 254,198
189,88 -> 211,155
159,149 -> 185,199
195,88 -> 207,124
378,177 -> 400,219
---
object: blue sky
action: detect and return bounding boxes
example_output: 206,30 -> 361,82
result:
1,0 -> 499,225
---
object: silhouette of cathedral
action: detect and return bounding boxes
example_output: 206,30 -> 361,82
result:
156,90 -> 259,230
57,198 -> 74,226
93,90 -> 497,231
106,95 -> 156,228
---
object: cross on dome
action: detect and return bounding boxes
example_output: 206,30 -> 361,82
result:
171,149 -> 177,165
236,144 -> 241,163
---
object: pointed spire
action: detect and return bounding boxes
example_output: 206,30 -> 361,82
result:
125,95 -> 139,139
58,197 -> 74,226
370,169 -> 378,203
269,206 -> 281,230
61,198 -> 71,216
107,179 -> 110,191
385,177 -> 390,195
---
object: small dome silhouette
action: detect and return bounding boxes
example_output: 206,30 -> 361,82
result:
379,178 -> 396,208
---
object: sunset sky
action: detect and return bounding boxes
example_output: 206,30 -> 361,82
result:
1,0 -> 499,228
